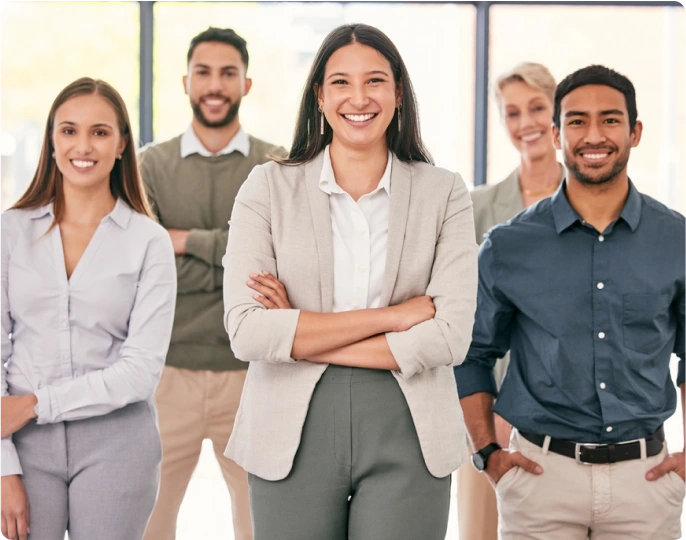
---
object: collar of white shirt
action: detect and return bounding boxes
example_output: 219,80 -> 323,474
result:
318,145 -> 392,197
180,125 -> 251,158
29,198 -> 134,229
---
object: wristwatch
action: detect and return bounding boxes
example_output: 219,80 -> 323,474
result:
471,442 -> 502,472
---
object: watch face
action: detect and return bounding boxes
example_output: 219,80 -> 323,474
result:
471,453 -> 486,471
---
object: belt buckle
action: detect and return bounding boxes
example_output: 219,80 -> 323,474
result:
574,442 -> 600,465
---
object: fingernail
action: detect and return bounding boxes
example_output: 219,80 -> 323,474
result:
249,273 -> 257,278
535,466 -> 543,474
247,280 -> 255,285
253,294 -> 261,299
263,270 -> 270,275
646,471 -> 654,480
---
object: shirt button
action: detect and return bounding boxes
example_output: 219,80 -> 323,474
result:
598,332 -> 606,339
598,235 -> 605,242
606,426 -> 613,433
597,282 -> 604,289
599,382 -> 606,389
60,320 -> 68,329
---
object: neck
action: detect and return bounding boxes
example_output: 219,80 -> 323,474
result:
519,151 -> 561,191
191,117 -> 241,154
564,170 -> 630,233
61,182 -> 116,225
329,138 -> 389,200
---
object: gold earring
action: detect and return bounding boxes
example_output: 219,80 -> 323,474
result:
397,104 -> 402,132
52,151 -> 56,159
318,107 -> 325,136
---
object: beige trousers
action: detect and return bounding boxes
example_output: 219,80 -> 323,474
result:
495,429 -> 685,540
457,460 -> 498,540
143,366 -> 252,540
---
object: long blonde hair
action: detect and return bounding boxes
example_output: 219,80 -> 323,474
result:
12,77 -> 154,223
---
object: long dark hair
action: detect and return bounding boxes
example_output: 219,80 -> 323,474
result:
12,77 -> 154,224
276,24 -> 433,166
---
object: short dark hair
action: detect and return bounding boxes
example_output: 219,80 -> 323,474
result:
277,23 -> 433,166
187,27 -> 249,69
554,65 -> 637,131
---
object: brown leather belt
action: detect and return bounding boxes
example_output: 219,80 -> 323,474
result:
519,427 -> 664,464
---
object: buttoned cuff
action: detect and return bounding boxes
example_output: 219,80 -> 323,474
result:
453,362 -> 498,398
677,357 -> 685,387
34,386 -> 56,424
1,438 -> 22,476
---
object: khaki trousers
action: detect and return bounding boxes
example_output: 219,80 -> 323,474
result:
457,460 -> 498,540
495,429 -> 685,540
143,366 -> 252,540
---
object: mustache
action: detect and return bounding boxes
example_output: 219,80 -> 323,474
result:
575,144 -> 616,154
201,94 -> 230,102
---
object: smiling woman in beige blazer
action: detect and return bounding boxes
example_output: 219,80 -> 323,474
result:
222,23 -> 478,540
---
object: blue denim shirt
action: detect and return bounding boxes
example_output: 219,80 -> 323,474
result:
455,181 -> 685,443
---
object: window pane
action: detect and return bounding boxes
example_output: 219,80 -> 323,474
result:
488,5 -> 685,214
0,1 -> 140,209
153,2 -> 475,181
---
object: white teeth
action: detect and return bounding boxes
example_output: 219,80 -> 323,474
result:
204,99 -> 225,106
343,113 -> 376,122
72,160 -> 95,168
520,132 -> 543,142
583,153 -> 609,160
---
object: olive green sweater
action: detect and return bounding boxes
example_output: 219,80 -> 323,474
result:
139,134 -> 282,371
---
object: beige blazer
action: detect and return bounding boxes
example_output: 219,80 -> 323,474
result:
222,151 -> 478,481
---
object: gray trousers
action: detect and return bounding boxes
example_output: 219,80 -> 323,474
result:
12,400 -> 161,540
249,365 -> 451,540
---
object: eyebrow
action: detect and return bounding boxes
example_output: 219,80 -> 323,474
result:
565,109 -> 625,117
57,121 -> 115,129
193,63 -> 239,71
326,69 -> 390,80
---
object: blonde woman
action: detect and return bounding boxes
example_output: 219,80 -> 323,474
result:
457,62 -> 564,540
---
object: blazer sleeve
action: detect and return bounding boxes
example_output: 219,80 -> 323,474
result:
223,165 -> 301,363
385,173 -> 478,379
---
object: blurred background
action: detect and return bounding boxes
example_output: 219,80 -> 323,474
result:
1,1 -> 684,539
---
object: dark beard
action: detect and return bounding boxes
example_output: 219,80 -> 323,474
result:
191,96 -> 241,128
565,146 -> 629,186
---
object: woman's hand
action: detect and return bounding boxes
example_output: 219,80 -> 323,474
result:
247,271 -> 292,309
388,296 -> 436,332
1,396 -> 37,439
1,475 -> 30,540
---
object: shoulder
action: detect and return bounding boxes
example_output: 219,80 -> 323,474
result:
126,211 -> 174,257
640,193 -> 685,230
247,135 -> 287,163
470,182 -> 499,208
487,195 -> 553,243
1,207 -> 40,234
138,136 -> 182,166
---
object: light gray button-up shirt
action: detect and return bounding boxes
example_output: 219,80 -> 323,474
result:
1,199 -> 177,476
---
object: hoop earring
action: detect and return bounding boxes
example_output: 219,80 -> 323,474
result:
318,107 -> 325,136
397,104 -> 402,132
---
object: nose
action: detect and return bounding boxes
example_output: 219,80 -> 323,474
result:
519,110 -> 535,130
208,73 -> 223,94
75,133 -> 93,155
583,120 -> 606,145
349,83 -> 370,109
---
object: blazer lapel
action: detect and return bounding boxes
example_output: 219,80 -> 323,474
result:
380,155 -> 411,307
304,153 -> 334,312
493,168 -> 524,224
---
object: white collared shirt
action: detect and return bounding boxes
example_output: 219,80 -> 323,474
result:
1,200 -> 177,476
319,145 -> 392,312
180,125 -> 251,158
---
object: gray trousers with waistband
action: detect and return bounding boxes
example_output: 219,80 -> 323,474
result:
12,400 -> 161,540
249,365 -> 451,540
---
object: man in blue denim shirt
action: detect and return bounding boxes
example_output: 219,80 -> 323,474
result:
455,65 -> 685,539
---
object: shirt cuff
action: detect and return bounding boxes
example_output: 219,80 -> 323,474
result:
677,356 -> 685,387
186,229 -> 213,264
34,386 -> 56,424
453,361 -> 498,398
1,438 -> 22,476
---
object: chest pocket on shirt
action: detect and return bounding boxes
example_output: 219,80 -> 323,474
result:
622,293 -> 672,354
